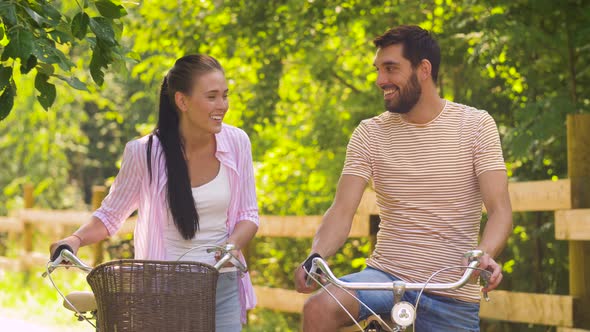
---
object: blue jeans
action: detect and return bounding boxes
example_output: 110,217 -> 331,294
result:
215,271 -> 241,331
340,267 -> 480,332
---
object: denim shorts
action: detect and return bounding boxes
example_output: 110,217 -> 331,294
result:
340,267 -> 480,332
215,271 -> 241,332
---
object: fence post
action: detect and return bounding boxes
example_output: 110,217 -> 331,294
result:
23,183 -> 34,254
21,183 -> 35,275
567,113 -> 590,328
91,186 -> 106,266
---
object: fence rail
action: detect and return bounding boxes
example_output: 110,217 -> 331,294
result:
2,179 -> 589,329
2,113 -> 589,330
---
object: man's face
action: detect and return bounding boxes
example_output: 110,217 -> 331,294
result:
373,44 -> 422,114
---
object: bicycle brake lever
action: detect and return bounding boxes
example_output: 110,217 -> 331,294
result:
481,270 -> 492,302
303,254 -> 322,287
43,244 -> 75,278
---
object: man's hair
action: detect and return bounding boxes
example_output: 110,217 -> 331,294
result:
373,25 -> 441,83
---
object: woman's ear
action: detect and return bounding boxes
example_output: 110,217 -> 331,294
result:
174,91 -> 187,112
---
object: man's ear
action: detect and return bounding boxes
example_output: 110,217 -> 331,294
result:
174,91 -> 187,112
418,59 -> 432,81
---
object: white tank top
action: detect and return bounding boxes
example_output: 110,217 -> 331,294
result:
163,164 -> 235,271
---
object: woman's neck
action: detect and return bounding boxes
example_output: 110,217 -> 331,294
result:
179,125 -> 215,156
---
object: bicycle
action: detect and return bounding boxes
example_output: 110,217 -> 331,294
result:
43,243 -> 247,332
305,249 -> 491,332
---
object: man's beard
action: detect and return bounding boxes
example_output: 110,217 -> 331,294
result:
385,72 -> 421,114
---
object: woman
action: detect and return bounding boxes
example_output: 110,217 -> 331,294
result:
50,54 -> 259,331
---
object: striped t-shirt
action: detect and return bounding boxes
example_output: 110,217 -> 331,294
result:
342,100 -> 506,302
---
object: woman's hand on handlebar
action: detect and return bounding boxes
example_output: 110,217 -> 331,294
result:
214,248 -> 240,268
49,235 -> 81,261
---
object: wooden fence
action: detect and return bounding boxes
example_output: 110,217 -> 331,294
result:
1,114 -> 589,330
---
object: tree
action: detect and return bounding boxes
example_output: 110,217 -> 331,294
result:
0,0 -> 132,120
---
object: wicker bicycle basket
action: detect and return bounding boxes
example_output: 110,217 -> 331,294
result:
86,260 -> 219,332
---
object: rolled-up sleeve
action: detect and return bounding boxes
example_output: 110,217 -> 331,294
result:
93,140 -> 141,235
237,132 -> 259,226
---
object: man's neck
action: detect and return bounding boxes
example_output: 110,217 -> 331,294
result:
400,91 -> 445,125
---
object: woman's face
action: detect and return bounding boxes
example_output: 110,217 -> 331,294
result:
176,70 -> 228,135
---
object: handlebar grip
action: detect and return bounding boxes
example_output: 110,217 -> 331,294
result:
51,244 -> 74,262
303,253 -> 322,287
304,261 -> 317,287
230,256 -> 248,272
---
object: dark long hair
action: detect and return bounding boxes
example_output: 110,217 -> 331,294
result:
147,54 -> 224,240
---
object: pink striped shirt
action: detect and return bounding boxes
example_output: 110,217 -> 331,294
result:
93,123 -> 259,322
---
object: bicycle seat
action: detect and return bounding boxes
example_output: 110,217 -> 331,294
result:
63,291 -> 97,313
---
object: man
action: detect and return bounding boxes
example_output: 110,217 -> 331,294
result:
294,25 -> 513,331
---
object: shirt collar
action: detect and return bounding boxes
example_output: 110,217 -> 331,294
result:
214,124 -> 231,154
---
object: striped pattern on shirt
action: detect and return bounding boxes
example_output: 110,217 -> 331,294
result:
342,100 -> 506,302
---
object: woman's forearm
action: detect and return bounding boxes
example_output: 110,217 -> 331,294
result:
73,216 -> 111,247
227,220 -> 258,250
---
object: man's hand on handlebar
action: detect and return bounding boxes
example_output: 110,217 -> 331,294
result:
476,254 -> 502,292
294,253 -> 323,293
461,251 -> 503,293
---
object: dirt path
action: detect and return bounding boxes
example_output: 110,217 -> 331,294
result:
0,312 -> 92,332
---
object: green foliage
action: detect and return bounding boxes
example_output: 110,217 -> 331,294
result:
0,0 -> 131,117
1,1 -> 589,330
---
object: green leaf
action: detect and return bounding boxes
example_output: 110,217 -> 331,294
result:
34,73 -> 56,111
89,17 -> 116,46
126,51 -> 141,62
0,81 -> 15,120
32,38 -> 75,71
36,63 -> 55,76
71,12 -> 90,40
95,1 -> 127,19
0,3 -> 17,26
0,24 -> 4,40
90,48 -> 105,86
41,3 -> 63,22
2,28 -> 34,62
50,22 -> 75,44
23,6 -> 49,27
0,66 -> 12,91
20,55 -> 37,74
55,74 -> 88,91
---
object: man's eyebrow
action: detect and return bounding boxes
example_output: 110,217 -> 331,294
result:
373,60 -> 401,67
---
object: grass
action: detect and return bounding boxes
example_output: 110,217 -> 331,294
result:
0,268 -> 300,331
0,268 -> 95,331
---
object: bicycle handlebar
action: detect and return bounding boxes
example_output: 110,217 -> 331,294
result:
207,243 -> 248,273
308,249 -> 485,291
43,243 -> 247,278
42,246 -> 92,278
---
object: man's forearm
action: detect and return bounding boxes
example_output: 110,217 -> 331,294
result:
478,208 -> 512,258
310,206 -> 353,257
